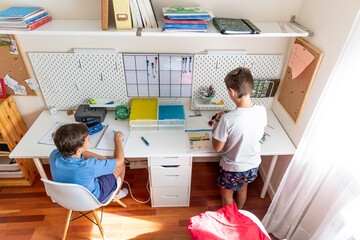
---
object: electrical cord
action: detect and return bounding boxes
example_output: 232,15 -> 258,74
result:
123,168 -> 151,204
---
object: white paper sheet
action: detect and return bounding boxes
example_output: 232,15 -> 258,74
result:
25,78 -> 39,90
96,125 -> 130,150
13,84 -> 27,95
38,122 -> 105,149
4,74 -> 18,89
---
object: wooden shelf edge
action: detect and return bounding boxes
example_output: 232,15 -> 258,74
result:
0,20 -> 311,37
0,177 -> 32,186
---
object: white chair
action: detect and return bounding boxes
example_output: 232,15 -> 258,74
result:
239,210 -> 271,239
41,178 -> 127,240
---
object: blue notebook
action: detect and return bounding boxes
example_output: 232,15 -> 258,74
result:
167,15 -> 212,21
0,7 -> 43,19
164,23 -> 207,28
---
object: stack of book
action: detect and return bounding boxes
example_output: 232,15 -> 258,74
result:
162,7 -> 213,32
0,7 -> 51,31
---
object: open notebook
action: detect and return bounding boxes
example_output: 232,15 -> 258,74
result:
95,125 -> 130,151
39,122 -> 129,150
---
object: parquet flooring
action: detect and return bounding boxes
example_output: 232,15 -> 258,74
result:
0,162 -> 273,240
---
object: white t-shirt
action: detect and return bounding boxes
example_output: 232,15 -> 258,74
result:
212,105 -> 267,172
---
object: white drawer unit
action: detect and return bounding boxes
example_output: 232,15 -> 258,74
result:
149,156 -> 191,166
151,186 -> 189,207
150,165 -> 190,187
148,156 -> 192,207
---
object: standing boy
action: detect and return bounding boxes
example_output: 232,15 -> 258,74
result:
212,67 -> 267,209
49,123 -> 128,203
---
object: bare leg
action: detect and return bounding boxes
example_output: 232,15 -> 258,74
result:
113,163 -> 126,195
221,187 -> 234,206
235,183 -> 248,209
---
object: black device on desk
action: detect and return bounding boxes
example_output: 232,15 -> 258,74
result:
74,105 -> 107,122
84,119 -> 103,135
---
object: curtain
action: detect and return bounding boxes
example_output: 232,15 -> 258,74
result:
262,11 -> 360,240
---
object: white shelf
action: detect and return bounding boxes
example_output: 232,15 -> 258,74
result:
88,98 -> 122,108
0,20 -> 310,37
193,98 -> 225,110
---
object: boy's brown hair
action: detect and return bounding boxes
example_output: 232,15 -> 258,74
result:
53,123 -> 89,158
224,67 -> 254,98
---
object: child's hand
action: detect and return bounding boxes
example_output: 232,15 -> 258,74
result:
215,111 -> 226,122
114,131 -> 123,143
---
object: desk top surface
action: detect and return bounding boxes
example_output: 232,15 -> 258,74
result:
10,109 -> 296,159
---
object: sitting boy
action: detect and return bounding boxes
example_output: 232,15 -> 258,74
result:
49,123 -> 128,202
212,67 -> 267,209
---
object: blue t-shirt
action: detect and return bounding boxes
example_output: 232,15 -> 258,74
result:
49,149 -> 116,199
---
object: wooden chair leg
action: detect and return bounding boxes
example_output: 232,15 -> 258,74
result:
92,210 -> 106,240
62,210 -> 72,240
113,197 -> 127,208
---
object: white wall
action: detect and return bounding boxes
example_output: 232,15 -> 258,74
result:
0,0 -> 301,21
272,0 -> 360,146
14,36 -> 291,127
0,0 -> 317,196
258,0 -> 360,196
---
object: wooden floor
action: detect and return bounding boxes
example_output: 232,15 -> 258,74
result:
0,162 -> 274,240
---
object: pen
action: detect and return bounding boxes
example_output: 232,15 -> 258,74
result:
155,57 -> 158,73
79,60 -> 81,68
185,58 -> 187,73
189,57 -> 192,73
152,62 -> 155,78
141,136 -> 150,146
147,60 -> 150,76
182,58 -> 185,73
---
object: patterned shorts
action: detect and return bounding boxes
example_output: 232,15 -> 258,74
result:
217,166 -> 258,191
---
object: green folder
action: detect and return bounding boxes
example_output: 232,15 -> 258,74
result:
213,17 -> 261,34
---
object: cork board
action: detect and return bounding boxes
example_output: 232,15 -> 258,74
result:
278,37 -> 323,124
0,34 -> 36,96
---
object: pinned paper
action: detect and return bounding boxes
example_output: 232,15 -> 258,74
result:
4,75 -> 18,89
288,43 -> 315,79
9,40 -> 18,55
25,78 -> 39,90
14,85 -> 27,95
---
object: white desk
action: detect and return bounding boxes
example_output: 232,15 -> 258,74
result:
10,109 -> 295,201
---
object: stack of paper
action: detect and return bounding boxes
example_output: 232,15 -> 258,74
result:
162,7 -> 213,32
0,7 -> 51,31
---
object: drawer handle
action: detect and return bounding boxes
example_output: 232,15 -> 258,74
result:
161,165 -> 180,168
163,195 -> 179,198
164,175 -> 179,177
164,157 -> 179,159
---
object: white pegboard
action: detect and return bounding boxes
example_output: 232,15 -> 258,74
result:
191,55 -> 282,110
29,53 -> 128,110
